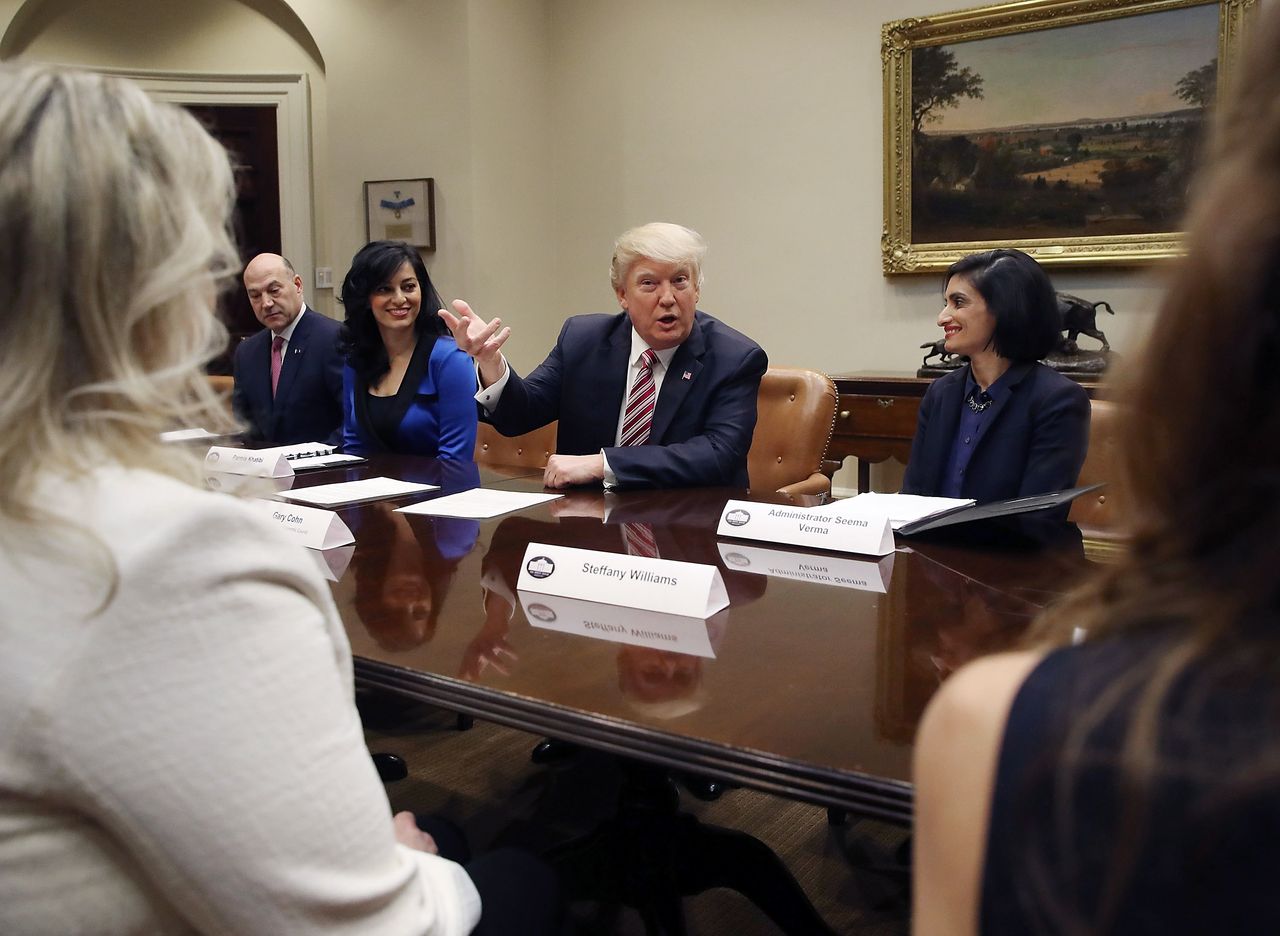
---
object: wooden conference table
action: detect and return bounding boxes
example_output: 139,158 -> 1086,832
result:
296,454 -> 1095,825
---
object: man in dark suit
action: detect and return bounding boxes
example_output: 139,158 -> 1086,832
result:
232,253 -> 344,446
440,223 -> 767,489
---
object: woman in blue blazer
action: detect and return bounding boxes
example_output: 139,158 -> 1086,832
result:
339,241 -> 477,458
901,249 -> 1089,504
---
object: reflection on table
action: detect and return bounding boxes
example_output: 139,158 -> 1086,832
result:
308,455 -> 1095,820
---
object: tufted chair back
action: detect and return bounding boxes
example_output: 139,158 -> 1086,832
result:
747,368 -> 838,499
1069,399 -> 1128,549
474,420 -> 558,468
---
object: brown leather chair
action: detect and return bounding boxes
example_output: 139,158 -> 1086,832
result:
747,368 -> 838,500
1069,399 -> 1128,551
474,420 -> 557,468
206,374 -> 234,419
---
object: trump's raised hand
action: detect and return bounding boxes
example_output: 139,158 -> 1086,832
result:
438,299 -> 511,387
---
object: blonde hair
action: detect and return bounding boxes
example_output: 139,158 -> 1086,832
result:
0,65 -> 238,561
609,222 -> 707,291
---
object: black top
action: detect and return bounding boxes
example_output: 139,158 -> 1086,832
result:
363,392 -> 401,449
981,635 -> 1280,934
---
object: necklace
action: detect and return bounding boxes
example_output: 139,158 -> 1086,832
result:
966,391 -> 993,414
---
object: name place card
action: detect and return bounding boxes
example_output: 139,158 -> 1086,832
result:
516,542 -> 728,617
518,591 -> 716,658
248,499 -> 354,550
716,542 -> 895,593
715,499 -> 894,557
205,445 -> 294,478
310,544 -> 356,582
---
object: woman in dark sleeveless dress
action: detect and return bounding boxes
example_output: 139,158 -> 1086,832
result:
913,6 -> 1280,933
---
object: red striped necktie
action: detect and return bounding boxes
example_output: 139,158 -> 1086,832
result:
619,349 -> 658,447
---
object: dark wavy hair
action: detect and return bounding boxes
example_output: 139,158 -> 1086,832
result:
340,241 -> 446,384
1019,5 -> 1280,929
945,248 -> 1060,362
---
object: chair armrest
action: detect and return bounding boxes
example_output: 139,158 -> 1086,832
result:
777,472 -> 832,500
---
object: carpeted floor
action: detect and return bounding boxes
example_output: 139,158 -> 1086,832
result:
363,697 -> 911,935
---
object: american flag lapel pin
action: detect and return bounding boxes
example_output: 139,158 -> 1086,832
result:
682,370 -> 692,381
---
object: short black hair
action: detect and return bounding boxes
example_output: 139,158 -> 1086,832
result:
340,241 -> 446,384
944,249 -> 1060,363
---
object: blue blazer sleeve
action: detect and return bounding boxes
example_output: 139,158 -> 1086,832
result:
340,338 -> 477,459
428,339 -> 480,460
340,364 -> 365,455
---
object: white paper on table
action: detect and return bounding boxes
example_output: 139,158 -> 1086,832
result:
397,488 -> 562,519
288,453 -> 366,471
161,427 -> 218,442
275,476 -> 437,507
822,492 -> 974,530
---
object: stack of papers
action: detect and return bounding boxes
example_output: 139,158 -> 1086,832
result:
823,492 -> 975,530
397,489 -> 562,519
272,442 -> 366,471
276,477 -> 437,507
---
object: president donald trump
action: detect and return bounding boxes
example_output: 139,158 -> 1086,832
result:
440,222 -> 767,489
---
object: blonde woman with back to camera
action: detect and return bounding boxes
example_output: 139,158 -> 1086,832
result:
913,6 -> 1280,934
0,65 -> 557,935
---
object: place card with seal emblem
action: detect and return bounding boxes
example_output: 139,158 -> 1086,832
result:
516,542 -> 728,617
205,445 -> 293,478
716,499 -> 894,556
716,542 -> 895,592
518,592 -> 717,658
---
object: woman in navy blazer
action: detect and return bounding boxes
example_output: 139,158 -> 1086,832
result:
339,241 -> 477,458
901,249 -> 1089,504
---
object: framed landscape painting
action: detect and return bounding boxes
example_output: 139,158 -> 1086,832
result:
881,0 -> 1255,273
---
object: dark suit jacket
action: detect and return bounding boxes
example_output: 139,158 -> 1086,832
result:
487,311 -> 767,489
900,362 -> 1090,505
231,308 -> 345,446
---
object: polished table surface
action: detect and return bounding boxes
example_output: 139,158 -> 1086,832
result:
292,454 -> 1095,823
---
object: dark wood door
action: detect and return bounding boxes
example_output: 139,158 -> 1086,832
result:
184,104 -> 281,374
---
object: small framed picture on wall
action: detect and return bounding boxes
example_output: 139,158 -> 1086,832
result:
364,178 -> 435,250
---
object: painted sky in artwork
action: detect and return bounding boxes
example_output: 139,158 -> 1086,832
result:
927,4 -> 1219,133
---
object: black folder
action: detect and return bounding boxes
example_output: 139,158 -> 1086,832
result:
896,483 -> 1104,536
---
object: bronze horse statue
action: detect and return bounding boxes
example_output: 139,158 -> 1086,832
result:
1056,293 -> 1113,352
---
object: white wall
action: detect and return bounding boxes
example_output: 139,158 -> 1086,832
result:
0,0 -> 1186,385
546,0 -> 1169,381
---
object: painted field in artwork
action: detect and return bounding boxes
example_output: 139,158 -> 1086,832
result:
911,4 -> 1219,243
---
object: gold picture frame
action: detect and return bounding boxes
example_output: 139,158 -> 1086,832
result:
882,0 -> 1255,274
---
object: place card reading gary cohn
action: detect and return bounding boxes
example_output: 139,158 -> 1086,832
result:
716,499 -> 894,556
204,445 -> 294,479
246,498 -> 354,550
516,543 -> 729,617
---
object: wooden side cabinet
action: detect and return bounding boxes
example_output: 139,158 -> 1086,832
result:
830,375 -> 928,493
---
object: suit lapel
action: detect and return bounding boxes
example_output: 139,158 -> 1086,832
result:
650,314 -> 705,443
246,329 -> 274,420
599,318 -> 632,443
968,362 -> 1033,462
924,368 -> 966,491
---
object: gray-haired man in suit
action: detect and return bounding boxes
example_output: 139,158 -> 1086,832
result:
232,253 -> 344,446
